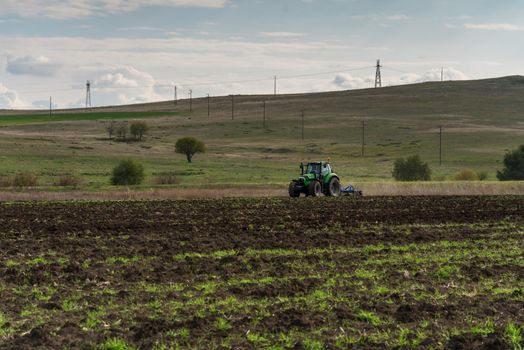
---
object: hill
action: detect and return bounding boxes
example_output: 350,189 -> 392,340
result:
0,75 -> 523,191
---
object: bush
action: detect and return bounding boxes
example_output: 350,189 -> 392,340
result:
154,172 -> 179,185
54,174 -> 82,187
13,172 -> 38,187
175,137 -> 206,163
0,176 -> 13,187
497,145 -> 524,181
478,171 -> 488,181
116,124 -> 128,141
392,155 -> 431,181
130,121 -> 149,141
455,169 -> 479,181
111,159 -> 145,186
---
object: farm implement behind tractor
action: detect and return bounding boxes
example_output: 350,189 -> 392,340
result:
288,161 -> 362,197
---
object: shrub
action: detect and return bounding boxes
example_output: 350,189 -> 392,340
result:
0,176 -> 13,187
13,172 -> 38,187
111,159 -> 145,186
154,172 -> 179,185
106,120 -> 116,140
175,137 -> 206,163
478,171 -> 488,181
54,174 -> 82,187
130,121 -> 149,141
497,145 -> 524,181
116,124 -> 128,141
455,169 -> 479,181
392,155 -> 431,181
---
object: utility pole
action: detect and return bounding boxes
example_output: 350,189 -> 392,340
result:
49,96 -> 52,117
189,89 -> 192,112
231,95 -> 235,120
441,67 -> 444,82
207,94 -> 210,117
85,80 -> 92,109
174,86 -> 178,105
439,125 -> 442,166
263,100 -> 266,128
374,59 -> 382,88
361,121 -> 365,157
274,75 -> 277,96
301,110 -> 305,140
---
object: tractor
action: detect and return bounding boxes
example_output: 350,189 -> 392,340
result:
288,161 -> 341,197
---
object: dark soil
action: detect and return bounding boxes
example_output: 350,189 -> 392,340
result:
0,196 -> 523,349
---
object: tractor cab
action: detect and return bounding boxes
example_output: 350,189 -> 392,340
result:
301,162 -> 331,180
291,161 -> 341,197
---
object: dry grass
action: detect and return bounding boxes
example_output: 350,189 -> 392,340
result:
355,181 -> 524,196
54,174 -> 82,187
0,182 -> 522,201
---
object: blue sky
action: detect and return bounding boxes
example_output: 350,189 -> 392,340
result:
0,0 -> 523,109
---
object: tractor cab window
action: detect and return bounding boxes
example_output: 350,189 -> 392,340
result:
307,163 -> 321,175
322,163 -> 331,176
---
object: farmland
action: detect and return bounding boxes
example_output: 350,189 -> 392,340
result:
0,76 -> 524,193
1,196 -> 523,349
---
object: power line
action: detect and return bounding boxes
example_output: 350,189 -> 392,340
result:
13,65 -> 375,95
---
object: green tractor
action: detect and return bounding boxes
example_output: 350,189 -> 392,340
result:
289,161 -> 341,197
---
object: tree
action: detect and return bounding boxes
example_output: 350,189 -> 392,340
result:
175,137 -> 206,163
116,124 -> 128,141
497,145 -> 524,181
130,121 -> 149,141
107,120 -> 116,140
111,159 -> 145,185
392,155 -> 431,181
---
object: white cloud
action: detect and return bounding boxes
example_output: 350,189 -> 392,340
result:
464,23 -> 524,31
331,68 -> 469,91
259,32 -> 306,38
0,82 -> 31,109
392,67 -> 468,85
6,55 -> 61,77
351,14 -> 410,21
0,0 -> 230,19
385,14 -> 410,21
332,73 -> 373,89
118,26 -> 164,32
79,65 -> 164,107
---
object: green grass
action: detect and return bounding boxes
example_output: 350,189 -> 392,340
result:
0,76 -> 523,191
98,338 -> 137,350
505,323 -> 523,350
0,111 -> 180,125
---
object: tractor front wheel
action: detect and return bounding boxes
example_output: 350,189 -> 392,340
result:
327,177 -> 341,197
308,181 -> 322,197
288,182 -> 300,198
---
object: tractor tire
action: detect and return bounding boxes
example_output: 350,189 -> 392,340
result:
308,181 -> 322,197
327,177 -> 341,197
288,182 -> 300,198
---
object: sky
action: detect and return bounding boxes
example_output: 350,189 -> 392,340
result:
0,0 -> 523,109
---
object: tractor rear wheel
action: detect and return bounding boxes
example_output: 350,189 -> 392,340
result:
308,181 -> 322,197
327,177 -> 341,197
288,182 -> 300,198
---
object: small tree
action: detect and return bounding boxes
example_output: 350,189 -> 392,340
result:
175,137 -> 206,163
392,155 -> 431,181
107,120 -> 116,140
130,121 -> 149,141
111,159 -> 145,185
116,124 -> 128,141
497,145 -> 524,181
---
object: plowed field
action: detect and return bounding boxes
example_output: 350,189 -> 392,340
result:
1,196 -> 523,349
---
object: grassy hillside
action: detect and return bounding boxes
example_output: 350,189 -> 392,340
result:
0,76 -> 523,190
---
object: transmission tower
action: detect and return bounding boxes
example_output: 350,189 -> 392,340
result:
374,59 -> 382,88
85,80 -> 92,108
